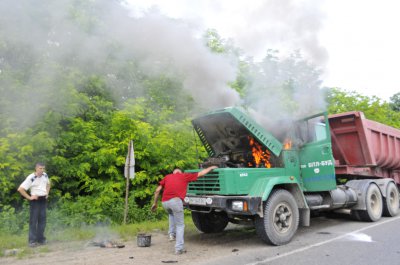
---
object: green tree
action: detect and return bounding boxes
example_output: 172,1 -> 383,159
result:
203,29 -> 248,97
389,92 -> 400,112
326,88 -> 400,128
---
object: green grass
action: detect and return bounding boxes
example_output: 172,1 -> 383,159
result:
0,234 -> 27,253
0,214 -> 197,258
116,214 -> 196,240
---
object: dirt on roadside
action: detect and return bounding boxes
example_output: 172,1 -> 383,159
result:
1,225 -> 263,265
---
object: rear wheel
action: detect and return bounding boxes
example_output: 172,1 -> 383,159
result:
191,211 -> 229,233
255,189 -> 299,245
382,182 -> 399,217
357,183 -> 383,222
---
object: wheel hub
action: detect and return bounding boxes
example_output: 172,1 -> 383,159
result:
279,213 -> 286,222
274,204 -> 292,231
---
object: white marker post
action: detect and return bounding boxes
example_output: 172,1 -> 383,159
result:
123,140 -> 135,225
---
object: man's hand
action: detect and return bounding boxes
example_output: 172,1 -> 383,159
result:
198,165 -> 219,177
30,195 -> 38,200
151,185 -> 162,212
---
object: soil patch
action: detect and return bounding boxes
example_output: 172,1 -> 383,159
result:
2,225 -> 263,265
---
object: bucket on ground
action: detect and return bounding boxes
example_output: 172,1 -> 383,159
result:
137,234 -> 151,247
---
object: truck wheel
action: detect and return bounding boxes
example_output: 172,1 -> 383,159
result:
382,182 -> 399,217
357,183 -> 383,222
191,211 -> 229,233
255,189 -> 299,245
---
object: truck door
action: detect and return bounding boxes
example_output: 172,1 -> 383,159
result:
297,113 -> 336,191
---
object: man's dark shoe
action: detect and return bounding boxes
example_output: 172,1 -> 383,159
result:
29,242 -> 38,248
37,240 -> 47,245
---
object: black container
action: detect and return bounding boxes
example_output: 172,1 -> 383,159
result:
137,234 -> 151,247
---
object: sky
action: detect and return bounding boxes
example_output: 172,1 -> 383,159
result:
126,0 -> 399,101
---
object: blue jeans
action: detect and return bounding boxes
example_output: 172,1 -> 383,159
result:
162,198 -> 184,251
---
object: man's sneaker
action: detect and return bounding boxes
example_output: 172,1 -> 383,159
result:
175,249 -> 187,255
168,234 -> 176,242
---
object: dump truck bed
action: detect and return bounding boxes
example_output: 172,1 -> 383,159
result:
329,111 -> 400,183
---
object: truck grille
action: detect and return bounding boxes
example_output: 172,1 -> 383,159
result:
188,172 -> 220,193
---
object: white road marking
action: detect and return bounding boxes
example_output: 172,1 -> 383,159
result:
345,232 -> 373,242
245,215 -> 400,265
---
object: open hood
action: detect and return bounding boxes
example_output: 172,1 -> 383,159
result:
192,107 -> 282,158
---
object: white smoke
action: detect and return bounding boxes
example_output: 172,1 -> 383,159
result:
128,0 -> 329,65
1,0 -> 329,130
243,51 -> 327,136
127,0 -> 329,128
0,0 -> 241,130
112,11 -> 240,109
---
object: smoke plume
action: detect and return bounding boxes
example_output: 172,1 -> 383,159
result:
0,0 -> 328,133
132,0 -> 328,65
0,0 -> 240,130
128,0 -> 329,131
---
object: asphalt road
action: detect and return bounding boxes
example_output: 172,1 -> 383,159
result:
196,212 -> 400,265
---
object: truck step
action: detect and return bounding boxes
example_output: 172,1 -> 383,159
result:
309,205 -> 330,210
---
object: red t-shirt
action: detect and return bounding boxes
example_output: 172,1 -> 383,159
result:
160,172 -> 199,202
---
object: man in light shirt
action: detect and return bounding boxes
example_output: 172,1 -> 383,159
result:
18,163 -> 51,247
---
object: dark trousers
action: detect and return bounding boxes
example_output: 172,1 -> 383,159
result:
29,197 -> 47,243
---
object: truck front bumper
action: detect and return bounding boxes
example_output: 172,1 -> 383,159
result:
184,195 -> 262,216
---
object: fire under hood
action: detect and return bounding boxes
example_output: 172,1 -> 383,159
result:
192,107 -> 283,161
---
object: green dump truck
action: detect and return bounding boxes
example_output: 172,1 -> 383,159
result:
185,107 -> 400,245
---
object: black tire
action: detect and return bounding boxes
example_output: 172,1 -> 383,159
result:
357,183 -> 383,222
383,182 -> 400,217
191,211 -> 229,233
255,189 -> 299,246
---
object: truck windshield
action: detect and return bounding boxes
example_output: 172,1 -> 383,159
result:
297,115 -> 327,144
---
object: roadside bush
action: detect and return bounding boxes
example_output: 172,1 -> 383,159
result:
0,205 -> 29,235
1,197 -> 166,238
45,195 -> 166,230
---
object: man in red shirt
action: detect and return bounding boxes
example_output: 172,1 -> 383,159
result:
151,165 -> 218,254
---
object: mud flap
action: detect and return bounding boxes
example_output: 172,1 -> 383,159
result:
299,208 -> 310,226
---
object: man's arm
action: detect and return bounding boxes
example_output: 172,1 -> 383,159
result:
17,186 -> 37,200
151,185 -> 163,212
46,182 -> 50,199
197,165 -> 218,178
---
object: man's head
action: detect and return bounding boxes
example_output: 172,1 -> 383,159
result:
35,163 -> 46,176
173,168 -> 182,174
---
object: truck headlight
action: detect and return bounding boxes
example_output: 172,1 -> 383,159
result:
206,197 -> 213,205
232,201 -> 244,211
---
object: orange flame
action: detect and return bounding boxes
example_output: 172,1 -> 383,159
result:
283,138 -> 292,150
248,136 -> 271,168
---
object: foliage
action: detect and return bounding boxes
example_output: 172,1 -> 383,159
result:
0,205 -> 29,234
204,29 -> 248,96
326,88 -> 400,128
389,92 -> 400,112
